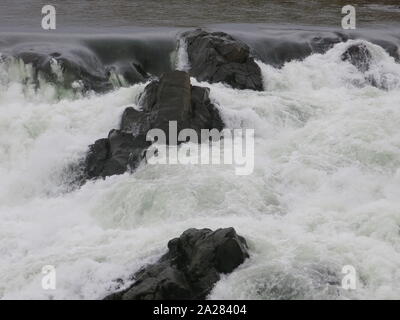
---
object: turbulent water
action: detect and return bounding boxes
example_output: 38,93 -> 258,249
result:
1,25 -> 400,300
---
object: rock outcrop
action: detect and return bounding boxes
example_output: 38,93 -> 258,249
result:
183,29 -> 263,91
104,227 -> 249,300
84,70 -> 224,179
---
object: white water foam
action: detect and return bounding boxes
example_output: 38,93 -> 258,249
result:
175,37 -> 191,72
1,40 -> 400,299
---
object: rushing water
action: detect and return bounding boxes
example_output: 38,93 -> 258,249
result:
1,1 -> 400,300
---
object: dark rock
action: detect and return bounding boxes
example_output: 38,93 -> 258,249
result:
104,227 -> 249,300
138,70 -> 224,140
120,107 -> 149,134
190,86 -> 225,134
183,29 -> 263,91
83,70 -> 224,179
85,130 -> 151,179
140,70 -> 193,142
105,129 -> 150,175
84,138 -> 110,180
341,43 -> 372,73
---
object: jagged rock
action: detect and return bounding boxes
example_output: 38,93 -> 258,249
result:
83,70 -> 224,179
341,43 -> 372,73
104,227 -> 249,300
183,29 -> 263,91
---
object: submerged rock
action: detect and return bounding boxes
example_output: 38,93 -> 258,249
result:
104,227 -> 249,300
341,43 -> 372,73
84,70 -> 224,179
372,40 -> 400,62
183,29 -> 263,91
310,33 -> 349,54
12,49 -> 113,93
341,43 -> 394,90
7,45 -> 150,93
106,61 -> 150,87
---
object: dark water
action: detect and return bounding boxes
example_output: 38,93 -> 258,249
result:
0,0 -> 399,32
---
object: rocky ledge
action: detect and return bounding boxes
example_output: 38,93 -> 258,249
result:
104,227 -> 249,300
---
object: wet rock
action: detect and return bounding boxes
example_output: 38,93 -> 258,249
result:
139,70 -> 193,141
83,70 -> 224,179
138,70 -> 224,138
84,138 -> 110,180
104,227 -> 249,300
341,43 -> 372,73
183,29 -> 263,91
